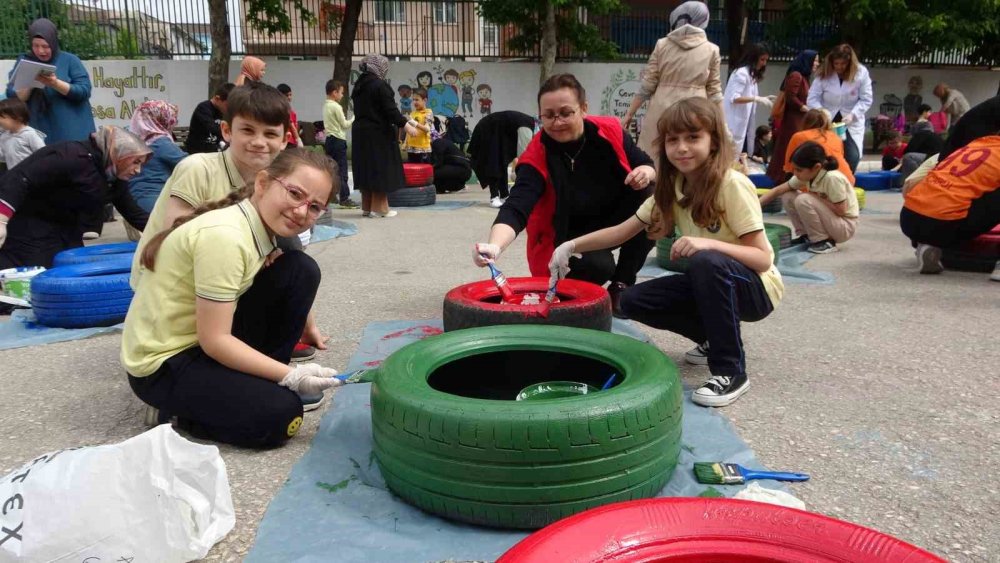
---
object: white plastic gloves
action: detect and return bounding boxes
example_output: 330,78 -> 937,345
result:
474,242 -> 501,267
404,122 -> 419,137
280,363 -> 342,395
754,95 -> 777,108
548,240 -> 581,288
0,219 -> 7,249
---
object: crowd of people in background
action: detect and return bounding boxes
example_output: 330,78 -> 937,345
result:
1,8 -> 998,449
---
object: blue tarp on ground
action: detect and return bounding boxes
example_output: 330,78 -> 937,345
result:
0,309 -> 122,351
310,220 -> 358,243
247,319 -> 789,563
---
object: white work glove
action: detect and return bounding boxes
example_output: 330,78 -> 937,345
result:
842,113 -> 855,125
279,363 -> 342,395
548,240 -> 581,287
754,95 -> 776,108
0,219 -> 7,249
474,242 -> 501,267
404,122 -> 419,137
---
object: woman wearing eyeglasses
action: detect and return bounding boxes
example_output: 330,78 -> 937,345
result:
473,74 -> 657,318
122,149 -> 343,449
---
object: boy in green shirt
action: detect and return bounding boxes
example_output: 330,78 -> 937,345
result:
323,79 -> 357,208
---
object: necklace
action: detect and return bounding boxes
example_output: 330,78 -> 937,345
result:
563,136 -> 587,171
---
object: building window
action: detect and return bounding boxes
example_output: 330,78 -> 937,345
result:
434,1 -> 457,24
375,1 -> 405,23
481,21 -> 497,46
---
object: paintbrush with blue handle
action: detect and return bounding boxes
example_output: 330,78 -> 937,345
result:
693,462 -> 809,485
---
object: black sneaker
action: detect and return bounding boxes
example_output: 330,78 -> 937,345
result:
684,341 -> 709,365
291,342 -> 317,362
692,373 -> 750,407
607,282 -> 629,319
300,392 -> 325,412
807,239 -> 838,254
789,234 -> 809,246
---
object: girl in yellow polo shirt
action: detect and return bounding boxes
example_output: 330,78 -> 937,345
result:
548,97 -> 783,408
122,148 -> 341,448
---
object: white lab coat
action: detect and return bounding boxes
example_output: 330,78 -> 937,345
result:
806,64 -> 873,154
723,66 -> 758,157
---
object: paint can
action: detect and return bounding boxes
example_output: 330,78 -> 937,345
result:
0,266 -> 46,307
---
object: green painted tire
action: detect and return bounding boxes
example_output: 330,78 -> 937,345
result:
655,223 -> 786,272
855,187 -> 867,210
371,325 -> 683,529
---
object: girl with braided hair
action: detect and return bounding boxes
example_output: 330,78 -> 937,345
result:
122,148 -> 342,449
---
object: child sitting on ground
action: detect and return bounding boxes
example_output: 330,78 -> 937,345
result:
910,104 -> 935,135
547,97 -> 783,408
882,130 -> 907,170
403,88 -> 433,163
0,97 -> 45,172
759,141 -> 859,254
750,124 -> 771,165
123,149 -> 342,447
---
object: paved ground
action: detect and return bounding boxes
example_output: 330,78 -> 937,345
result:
1,172 -> 998,562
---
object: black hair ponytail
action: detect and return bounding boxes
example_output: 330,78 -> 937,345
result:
790,141 -> 837,170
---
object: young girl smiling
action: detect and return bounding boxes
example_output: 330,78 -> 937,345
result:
548,97 -> 783,407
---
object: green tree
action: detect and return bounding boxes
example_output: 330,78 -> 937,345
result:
208,0 -> 317,96
332,0 -> 364,113
0,0 -> 111,59
478,0 -> 625,86
772,0 -> 1000,66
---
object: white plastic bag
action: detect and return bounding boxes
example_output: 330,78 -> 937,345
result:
733,481 -> 807,510
0,425 -> 235,562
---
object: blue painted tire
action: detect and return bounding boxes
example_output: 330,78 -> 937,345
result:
52,242 -> 138,267
30,258 -> 133,328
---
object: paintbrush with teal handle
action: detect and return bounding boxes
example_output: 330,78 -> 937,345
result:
693,462 -> 809,485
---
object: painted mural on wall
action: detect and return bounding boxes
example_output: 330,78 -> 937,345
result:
394,64 -> 493,121
600,68 -> 647,142
89,64 -> 168,122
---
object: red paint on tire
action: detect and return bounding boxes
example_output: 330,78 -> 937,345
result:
403,163 -> 434,187
498,498 -> 945,563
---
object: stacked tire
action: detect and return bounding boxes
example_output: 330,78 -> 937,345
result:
30,244 -> 136,328
756,188 -> 782,214
942,224 -> 1000,272
390,163 -> 436,207
655,223 -> 788,272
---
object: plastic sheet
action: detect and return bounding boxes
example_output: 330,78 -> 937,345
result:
0,309 -> 122,351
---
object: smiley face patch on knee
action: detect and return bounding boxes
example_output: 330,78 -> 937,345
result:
286,416 -> 303,437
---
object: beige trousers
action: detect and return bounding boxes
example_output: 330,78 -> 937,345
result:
781,191 -> 858,243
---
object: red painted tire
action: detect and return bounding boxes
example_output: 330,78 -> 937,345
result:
498,498 -> 945,563
403,163 -> 434,187
941,225 -> 1000,273
443,277 -> 611,332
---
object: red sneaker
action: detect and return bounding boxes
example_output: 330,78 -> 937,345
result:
291,342 -> 317,362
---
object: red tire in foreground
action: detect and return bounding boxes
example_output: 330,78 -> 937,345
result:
443,277 -> 611,332
498,498 -> 945,563
403,163 -> 434,187
941,224 -> 1000,273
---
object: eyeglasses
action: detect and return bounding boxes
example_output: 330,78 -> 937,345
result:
271,176 -> 327,218
539,107 -> 580,123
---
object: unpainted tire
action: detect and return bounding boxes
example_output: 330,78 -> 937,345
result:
388,184 -> 436,207
497,498 -> 946,562
442,277 -> 611,332
371,325 -> 683,529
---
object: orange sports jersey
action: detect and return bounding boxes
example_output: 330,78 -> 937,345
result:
904,135 -> 1000,220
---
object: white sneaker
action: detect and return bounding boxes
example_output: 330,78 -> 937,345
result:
369,210 -> 398,218
489,197 -> 504,208
684,341 -> 709,365
991,260 -> 1000,282
915,244 -> 943,274
82,231 -> 100,240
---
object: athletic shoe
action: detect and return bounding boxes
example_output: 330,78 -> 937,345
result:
807,239 -> 838,254
142,404 -> 172,427
691,373 -> 750,407
607,282 -> 629,319
300,392 -> 325,412
291,342 -> 316,362
915,243 -> 944,274
789,234 -> 809,246
338,198 -> 360,209
685,341 -> 709,366
82,231 -> 100,240
489,197 -> 504,208
369,210 -> 398,218
362,211 -> 371,218
991,260 -> 1000,282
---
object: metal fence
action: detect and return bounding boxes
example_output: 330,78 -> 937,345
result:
0,0 -> 994,67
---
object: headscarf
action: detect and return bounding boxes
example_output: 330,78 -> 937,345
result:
359,54 -> 390,80
669,1 -> 710,31
130,100 -> 179,144
25,18 -> 60,62
235,56 -> 266,86
785,49 -> 818,81
91,126 -> 152,178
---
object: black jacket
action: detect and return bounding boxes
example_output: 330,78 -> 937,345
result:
186,100 -> 224,153
0,138 -> 148,231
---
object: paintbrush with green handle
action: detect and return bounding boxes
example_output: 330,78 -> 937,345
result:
693,462 -> 809,485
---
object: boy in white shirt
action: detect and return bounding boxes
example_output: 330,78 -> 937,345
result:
0,98 -> 45,171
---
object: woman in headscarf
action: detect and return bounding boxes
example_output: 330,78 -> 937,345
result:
620,0 -> 722,158
0,126 -> 150,269
234,56 -> 266,86
4,18 -> 96,144
350,54 -> 419,217
766,49 -> 818,184
128,100 -> 187,213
